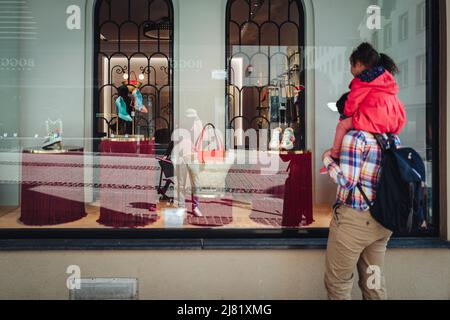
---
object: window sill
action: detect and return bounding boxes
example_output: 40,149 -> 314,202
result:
0,238 -> 449,251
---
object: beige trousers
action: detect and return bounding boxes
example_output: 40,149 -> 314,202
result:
324,205 -> 393,300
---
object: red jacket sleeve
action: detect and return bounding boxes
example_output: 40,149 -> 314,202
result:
344,79 -> 372,118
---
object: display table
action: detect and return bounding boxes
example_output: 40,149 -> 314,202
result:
20,147 -> 86,226
97,137 -> 159,228
279,151 -> 313,227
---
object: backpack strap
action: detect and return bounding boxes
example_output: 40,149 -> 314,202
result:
387,133 -> 397,150
348,133 -> 397,209
357,184 -> 372,208
345,183 -> 372,208
374,133 -> 397,151
355,134 -> 387,208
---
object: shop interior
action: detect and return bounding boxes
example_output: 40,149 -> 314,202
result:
0,0 -> 434,231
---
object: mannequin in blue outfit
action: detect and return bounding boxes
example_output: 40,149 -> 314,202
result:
116,85 -> 148,135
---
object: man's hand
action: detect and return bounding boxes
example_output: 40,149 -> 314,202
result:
322,149 -> 333,162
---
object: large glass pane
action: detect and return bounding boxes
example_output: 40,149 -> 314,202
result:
0,0 -> 437,235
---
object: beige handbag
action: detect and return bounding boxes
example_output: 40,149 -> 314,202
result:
184,125 -> 234,197
184,157 -> 234,197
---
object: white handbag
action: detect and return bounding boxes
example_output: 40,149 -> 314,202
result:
184,152 -> 235,197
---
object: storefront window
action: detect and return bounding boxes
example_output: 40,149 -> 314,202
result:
0,0 -> 439,236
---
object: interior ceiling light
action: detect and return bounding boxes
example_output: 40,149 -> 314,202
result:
143,17 -> 171,40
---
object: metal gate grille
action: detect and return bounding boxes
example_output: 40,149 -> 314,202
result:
226,0 -> 306,150
94,0 -> 174,142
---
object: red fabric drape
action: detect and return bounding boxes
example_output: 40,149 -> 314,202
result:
97,139 -> 159,228
279,152 -> 314,226
20,151 -> 86,226
99,139 -> 154,155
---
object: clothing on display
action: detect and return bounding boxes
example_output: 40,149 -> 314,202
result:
132,88 -> 145,111
116,96 -> 133,122
269,88 -> 280,123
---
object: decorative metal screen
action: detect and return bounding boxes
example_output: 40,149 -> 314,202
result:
94,0 -> 174,143
226,0 -> 305,150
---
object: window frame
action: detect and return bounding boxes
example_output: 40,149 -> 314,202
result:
417,1 -> 427,34
384,22 -> 393,49
398,60 -> 409,88
0,0 -> 443,244
399,11 -> 409,42
416,54 -> 427,85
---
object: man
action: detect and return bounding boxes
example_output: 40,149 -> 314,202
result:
322,130 -> 399,300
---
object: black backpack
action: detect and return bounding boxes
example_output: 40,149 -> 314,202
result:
357,134 -> 427,233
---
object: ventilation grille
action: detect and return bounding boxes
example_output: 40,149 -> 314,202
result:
69,278 -> 139,300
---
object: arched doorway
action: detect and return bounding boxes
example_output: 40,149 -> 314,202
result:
93,0 -> 174,145
226,0 -> 306,150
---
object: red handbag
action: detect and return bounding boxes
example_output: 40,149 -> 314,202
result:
195,123 -> 225,163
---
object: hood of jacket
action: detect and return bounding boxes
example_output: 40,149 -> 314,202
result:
351,69 -> 399,95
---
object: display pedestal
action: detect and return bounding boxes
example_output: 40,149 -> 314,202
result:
20,147 -> 86,226
97,138 -> 158,228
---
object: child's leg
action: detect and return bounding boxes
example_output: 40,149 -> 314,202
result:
331,117 -> 353,159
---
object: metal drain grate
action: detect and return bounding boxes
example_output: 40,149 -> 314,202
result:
68,278 -> 138,300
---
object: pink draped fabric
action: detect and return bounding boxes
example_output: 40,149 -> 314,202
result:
99,139 -> 155,155
20,151 -> 86,226
279,152 -> 313,226
97,139 -> 159,228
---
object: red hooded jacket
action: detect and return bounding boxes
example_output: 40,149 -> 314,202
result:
344,70 -> 406,134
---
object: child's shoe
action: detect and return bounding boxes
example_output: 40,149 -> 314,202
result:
280,127 -> 295,150
116,96 -> 132,122
269,127 -> 282,150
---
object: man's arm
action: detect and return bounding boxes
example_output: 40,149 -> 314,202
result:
323,132 -> 365,190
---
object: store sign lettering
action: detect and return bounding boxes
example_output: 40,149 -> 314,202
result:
66,5 -> 81,30
366,5 -> 381,30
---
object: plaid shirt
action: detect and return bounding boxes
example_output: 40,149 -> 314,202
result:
323,131 -> 400,211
